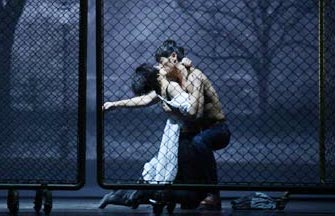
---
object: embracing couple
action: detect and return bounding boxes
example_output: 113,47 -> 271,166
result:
99,39 -> 231,211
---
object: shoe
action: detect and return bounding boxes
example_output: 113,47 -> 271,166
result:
98,193 -> 114,209
198,193 -> 222,211
98,191 -> 125,209
98,190 -> 148,209
129,190 -> 149,209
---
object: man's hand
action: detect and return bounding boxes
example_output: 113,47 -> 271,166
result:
181,57 -> 192,69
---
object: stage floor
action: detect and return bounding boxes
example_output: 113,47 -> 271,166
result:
0,197 -> 334,216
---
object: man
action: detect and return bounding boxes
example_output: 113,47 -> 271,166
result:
155,39 -> 231,210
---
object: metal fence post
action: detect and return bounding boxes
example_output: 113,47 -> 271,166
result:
319,0 -> 326,184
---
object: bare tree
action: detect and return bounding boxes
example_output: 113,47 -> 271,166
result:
177,0 -> 318,112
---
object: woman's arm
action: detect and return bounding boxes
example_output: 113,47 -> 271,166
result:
160,82 -> 189,119
104,91 -> 159,110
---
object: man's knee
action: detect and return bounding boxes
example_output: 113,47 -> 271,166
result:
192,135 -> 210,152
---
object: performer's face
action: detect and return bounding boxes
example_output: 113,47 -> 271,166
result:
168,52 -> 178,64
159,57 -> 169,66
159,57 -> 175,72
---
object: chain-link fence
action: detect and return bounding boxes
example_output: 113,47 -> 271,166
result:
97,0 -> 335,189
324,0 -> 335,184
0,0 -> 86,188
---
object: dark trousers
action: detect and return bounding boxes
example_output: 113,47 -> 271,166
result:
192,122 -> 231,185
175,122 -> 230,197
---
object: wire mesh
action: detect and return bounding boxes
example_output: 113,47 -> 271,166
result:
0,0 -> 85,186
324,0 -> 335,184
98,0 -> 332,187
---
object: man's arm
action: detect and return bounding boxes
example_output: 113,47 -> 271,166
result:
104,91 -> 159,110
187,69 -> 205,118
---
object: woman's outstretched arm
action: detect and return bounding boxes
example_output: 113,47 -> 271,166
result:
103,91 -> 159,110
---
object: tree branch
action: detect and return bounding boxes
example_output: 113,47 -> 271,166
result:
178,0 -> 255,60
178,0 -> 255,29
244,0 -> 265,51
267,39 -> 317,68
269,7 -> 306,59
270,0 -> 284,16
218,9 -> 255,28
177,0 -> 210,31
276,40 -> 318,51
5,0 -> 27,30
224,34 -> 255,59
189,50 -> 252,61
270,1 -> 292,20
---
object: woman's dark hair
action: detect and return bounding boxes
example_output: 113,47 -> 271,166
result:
131,63 -> 160,96
155,39 -> 184,63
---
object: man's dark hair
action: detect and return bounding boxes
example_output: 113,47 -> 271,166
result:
131,63 -> 160,96
155,39 -> 184,63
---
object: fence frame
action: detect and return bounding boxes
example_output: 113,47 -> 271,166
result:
0,0 -> 87,191
96,0 -> 335,193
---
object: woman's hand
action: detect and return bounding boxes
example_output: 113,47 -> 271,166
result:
103,102 -> 115,111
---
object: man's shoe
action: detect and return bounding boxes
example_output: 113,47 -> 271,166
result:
198,193 -> 222,211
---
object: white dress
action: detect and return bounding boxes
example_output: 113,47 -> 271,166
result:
142,92 -> 190,184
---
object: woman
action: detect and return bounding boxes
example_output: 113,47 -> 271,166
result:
104,63 -> 190,181
99,63 -> 205,209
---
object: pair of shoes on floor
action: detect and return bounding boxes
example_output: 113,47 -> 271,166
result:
197,193 -> 222,211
